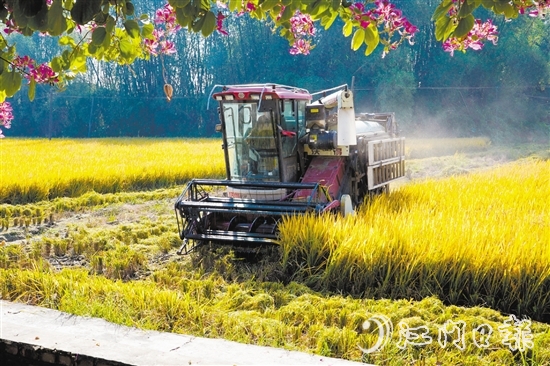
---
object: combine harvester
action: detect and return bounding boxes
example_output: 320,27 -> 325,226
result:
175,83 -> 405,254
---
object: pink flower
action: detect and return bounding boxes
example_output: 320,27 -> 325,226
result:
0,101 -> 13,137
290,12 -> 315,37
146,4 -> 182,56
159,40 -> 176,55
290,39 -> 312,55
287,11 -> 316,55
528,0 -> 550,17
3,18 -> 21,35
12,56 -> 59,84
144,38 -> 159,55
217,12 -> 228,35
443,19 -> 498,56
348,1 -> 417,55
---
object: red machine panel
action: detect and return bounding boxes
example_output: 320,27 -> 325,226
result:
294,157 -> 346,202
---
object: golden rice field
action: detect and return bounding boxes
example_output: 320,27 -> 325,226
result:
279,158 -> 550,323
0,137 -> 549,364
0,138 -> 225,204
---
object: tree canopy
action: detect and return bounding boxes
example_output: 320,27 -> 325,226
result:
0,0 -> 548,136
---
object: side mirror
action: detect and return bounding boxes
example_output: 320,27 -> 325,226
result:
215,124 -> 222,132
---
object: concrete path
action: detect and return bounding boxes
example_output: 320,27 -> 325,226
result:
1,300 -> 369,366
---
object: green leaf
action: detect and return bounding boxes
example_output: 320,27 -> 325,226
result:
50,56 -> 65,72
27,5 -> 49,32
88,43 -> 98,55
191,14 -> 206,33
331,0 -> 340,11
63,0 -> 74,11
0,71 -> 22,97
493,1 -> 517,17
279,5 -> 294,22
498,2 -> 518,18
106,15 -> 115,33
310,0 -> 329,18
453,14 -> 474,38
125,2 -> 135,15
12,1 -> 29,28
321,11 -> 338,30
48,0 -> 67,36
92,27 -> 107,45
124,20 -> 140,39
21,26 -> 34,36
343,21 -> 353,37
119,38 -> 134,59
200,0 -> 210,11
351,28 -> 365,51
59,36 -> 76,47
0,6 -> 8,21
102,1 -> 110,14
431,0 -> 453,21
94,11 -> 108,25
28,77 -> 36,102
201,11 -> 216,37
69,51 -> 87,73
18,0 -> 45,18
102,30 -> 111,48
434,16 -> 456,41
175,6 -> 192,28
168,0 -> 191,8
70,0 -> 102,25
229,0 -> 239,12
364,24 -> 379,56
141,23 -> 154,39
458,0 -> 477,17
61,50 -> 71,70
481,0 -> 494,10
260,0 -> 279,11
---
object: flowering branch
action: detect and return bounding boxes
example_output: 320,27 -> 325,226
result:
435,0 -> 549,56
443,19 -> 499,56
347,1 -> 418,57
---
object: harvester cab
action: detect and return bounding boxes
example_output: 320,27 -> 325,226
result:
175,83 -> 405,254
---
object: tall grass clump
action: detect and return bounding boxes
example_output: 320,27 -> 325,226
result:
279,159 -> 550,322
0,138 -> 224,204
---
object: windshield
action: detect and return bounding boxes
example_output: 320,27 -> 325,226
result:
222,102 -> 280,182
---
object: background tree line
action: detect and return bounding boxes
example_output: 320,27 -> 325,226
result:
7,0 -> 549,142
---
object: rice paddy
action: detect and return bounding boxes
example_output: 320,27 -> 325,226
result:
0,137 -> 549,365
0,138 -> 225,204
279,158 -> 550,322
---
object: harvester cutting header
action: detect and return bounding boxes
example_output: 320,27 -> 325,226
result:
175,83 -> 405,254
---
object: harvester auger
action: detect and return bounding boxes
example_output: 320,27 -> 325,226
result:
175,83 -> 406,254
